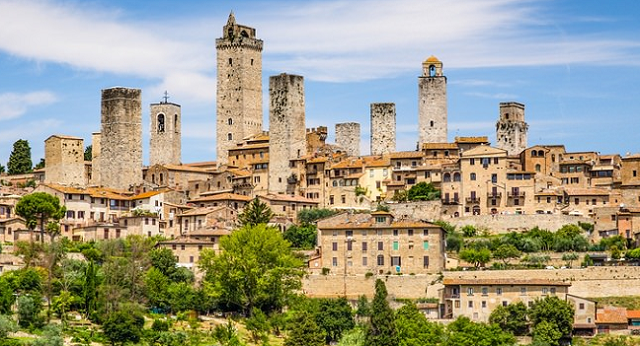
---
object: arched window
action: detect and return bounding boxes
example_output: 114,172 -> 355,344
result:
535,164 -> 541,172
538,150 -> 544,156
228,118 -> 233,125
228,58 -> 233,66
157,114 -> 165,133
430,120 -> 434,127
159,173 -> 164,184
443,173 -> 451,182
227,133 -> 233,141
505,113 -> 510,120
531,151 -> 537,157
470,173 -> 476,181
429,65 -> 436,77
174,114 -> 178,133
453,172 -> 461,182
552,154 -> 556,162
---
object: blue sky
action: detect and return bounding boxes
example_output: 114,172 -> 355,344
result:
1,0 -> 639,165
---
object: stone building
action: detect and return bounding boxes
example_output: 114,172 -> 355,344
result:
370,103 -> 396,156
216,12 -> 264,166
336,122 -> 361,157
44,135 -> 85,186
89,132 -> 101,186
98,87 -> 143,190
496,102 -> 528,156
268,73 -> 306,194
149,99 -> 181,166
418,56 -> 447,145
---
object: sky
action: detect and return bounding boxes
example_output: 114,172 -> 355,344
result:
1,0 -> 640,165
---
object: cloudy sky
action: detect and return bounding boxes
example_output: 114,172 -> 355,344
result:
0,0 -> 639,165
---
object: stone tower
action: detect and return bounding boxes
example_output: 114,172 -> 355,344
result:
268,73 -> 306,194
216,12 -> 264,166
149,98 -> 181,166
370,103 -> 396,156
89,132 -> 101,186
335,122 -> 361,157
44,135 -> 85,186
418,56 -> 447,144
99,87 -> 143,190
496,102 -> 528,156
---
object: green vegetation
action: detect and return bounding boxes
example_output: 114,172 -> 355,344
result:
15,192 -> 66,243
84,145 -> 92,161
407,182 -> 440,201
7,139 -> 32,175
237,197 -> 274,226
284,208 -> 337,249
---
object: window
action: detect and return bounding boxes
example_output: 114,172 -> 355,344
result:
393,241 -> 399,251
393,229 -> 399,236
502,301 -> 508,307
455,301 -> 461,308
468,301 -> 473,308
423,241 -> 429,250
470,158 -> 475,165
408,229 -> 413,236
190,256 -> 194,263
496,287 -> 502,295
467,288 -> 474,296
347,241 -> 353,251
482,301 -> 487,308
453,172 -> 461,182
542,288 -> 548,295
550,287 -> 556,295
377,255 -> 384,266
491,174 -> 497,183
228,118 -> 233,125
423,229 -> 429,236
470,172 -> 476,181
443,173 -> 451,182
423,256 -> 429,268
332,257 -> 338,266
391,256 -> 401,266
535,164 -> 541,172
157,114 -> 165,132
481,287 -> 488,296
227,133 -> 232,140
362,257 -> 368,266
378,242 -> 384,251
362,242 -> 368,252
579,303 -> 585,310
520,287 -> 526,295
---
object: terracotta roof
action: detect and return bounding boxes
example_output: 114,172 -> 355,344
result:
228,169 -> 252,177
180,206 -> 226,216
46,134 -> 83,141
162,164 -> 212,174
425,55 -> 440,63
182,161 -> 217,167
259,194 -> 319,204
362,156 -> 390,167
188,228 -> 231,237
455,136 -> 489,144
597,306 -> 628,324
389,151 -> 424,159
442,278 -> 571,286
563,188 -> 610,196
627,310 -> 640,319
228,143 -> 269,151
130,190 -> 165,200
188,193 -> 252,203
331,159 -> 364,169
422,143 -> 458,150
317,213 -> 437,230
157,237 -> 216,245
307,156 -> 328,163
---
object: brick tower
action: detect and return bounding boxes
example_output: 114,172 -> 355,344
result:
150,93 -> 181,166
418,56 -> 448,145
216,12 -> 264,166
496,102 -> 528,156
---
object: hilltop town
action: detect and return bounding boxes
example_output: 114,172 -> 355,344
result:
2,12 -> 640,346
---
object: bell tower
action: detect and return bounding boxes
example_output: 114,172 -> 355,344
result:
418,56 -> 448,145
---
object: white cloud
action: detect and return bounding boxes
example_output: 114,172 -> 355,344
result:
0,91 -> 57,120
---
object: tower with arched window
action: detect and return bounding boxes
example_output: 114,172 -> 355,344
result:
216,12 -> 264,166
418,56 -> 448,145
496,102 -> 528,156
150,99 -> 181,166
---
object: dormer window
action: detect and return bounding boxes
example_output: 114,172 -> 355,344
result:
375,216 -> 386,223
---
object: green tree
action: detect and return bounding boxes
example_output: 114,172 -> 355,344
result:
34,158 -> 45,170
84,145 -> 92,161
283,224 -> 317,249
285,311 -> 325,346
17,294 -> 43,329
102,310 -> 145,346
297,208 -> 338,224
529,296 -> 575,346
82,260 -> 99,319
0,315 -> 18,339
356,295 -> 371,318
488,301 -> 529,336
212,319 -> 246,346
7,139 -> 32,175
407,182 -> 440,201
365,279 -> 397,346
245,308 -> 270,344
0,278 -> 15,314
522,254 -> 551,268
0,164 -> 5,174
395,302 -> 444,346
392,190 -> 408,202
238,198 -> 274,226
200,224 -> 304,315
32,324 -> 64,346
459,248 -> 492,269
144,267 -> 169,311
167,282 -> 195,313
314,297 -> 355,343
337,327 -> 366,346
562,252 -> 580,267
460,225 -> 477,237
15,192 -> 66,243
493,244 -> 522,266
445,316 -> 516,346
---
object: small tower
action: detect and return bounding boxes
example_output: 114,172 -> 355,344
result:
370,103 -> 396,156
335,122 -> 361,157
44,135 -> 85,186
150,92 -> 181,166
216,12 -> 264,166
418,56 -> 448,144
496,102 -> 528,156
268,73 -> 306,194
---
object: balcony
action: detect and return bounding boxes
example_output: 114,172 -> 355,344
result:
442,198 -> 460,205
487,192 -> 502,199
465,197 -> 481,204
507,191 -> 526,198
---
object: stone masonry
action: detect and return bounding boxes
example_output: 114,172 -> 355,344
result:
370,103 -> 396,155
89,132 -> 101,186
335,122 -> 360,157
150,101 -> 181,166
496,102 -> 528,156
268,73 -> 306,194
418,56 -> 447,145
44,135 -> 85,186
216,12 -> 263,166
98,87 -> 143,190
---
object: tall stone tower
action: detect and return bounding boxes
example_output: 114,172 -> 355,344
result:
335,122 -> 361,157
89,132 -> 101,186
44,135 -> 85,186
370,103 -> 396,156
99,87 -> 143,190
268,73 -> 306,194
496,102 -> 528,156
418,56 -> 447,144
149,97 -> 181,166
216,12 -> 264,166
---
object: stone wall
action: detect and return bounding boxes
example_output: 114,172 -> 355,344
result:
448,214 -> 592,233
304,274 -> 441,300
149,102 -> 181,166
335,122 -> 360,157
44,135 -> 85,186
496,102 -> 528,156
387,201 -> 443,221
89,132 -> 101,186
99,87 -> 143,190
268,73 -> 306,194
370,103 -> 396,156
418,59 -> 447,145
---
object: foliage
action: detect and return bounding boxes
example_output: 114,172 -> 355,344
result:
34,158 -> 45,170
283,224 -> 317,249
356,295 -> 371,318
145,267 -> 169,311
245,308 -> 270,344
84,145 -> 92,161
445,316 -> 516,346
446,231 -> 464,252
522,254 -> 551,268
17,294 -> 43,329
395,302 -> 444,346
460,225 -> 478,237
562,252 -> 580,267
297,208 -> 338,225
212,319 -> 246,346
488,302 -> 529,336
459,248 -> 492,268
529,296 -> 575,346
313,297 -> 355,343
0,315 -> 18,339
391,190 -> 408,202
200,224 -> 304,315
599,235 -> 627,251
337,327 -> 366,346
102,310 -> 145,346
355,186 -> 368,196
15,192 -> 66,241
532,320 -> 563,346
407,182 -> 441,201
238,198 -> 274,226
492,244 -> 522,265
365,279 -> 397,346
7,139 -> 32,175
375,203 -> 390,212
285,311 -> 326,346
0,278 -> 15,314
578,221 -> 594,233
32,324 -> 64,346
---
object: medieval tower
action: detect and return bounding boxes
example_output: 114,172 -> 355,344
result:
418,56 -> 447,145
268,73 -> 306,194
335,122 -> 361,157
216,12 -> 264,166
496,102 -> 528,156
98,87 -> 143,190
44,135 -> 85,186
150,97 -> 181,166
370,103 -> 396,156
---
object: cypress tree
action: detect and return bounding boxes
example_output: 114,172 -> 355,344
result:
7,139 -> 32,175
366,279 -> 397,346
285,311 -> 325,346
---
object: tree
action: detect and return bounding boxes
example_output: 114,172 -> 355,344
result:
82,260 -> 99,319
488,301 -> 529,336
365,279 -> 397,346
407,182 -> 440,201
0,277 -> 15,314
200,224 -> 304,315
356,295 -> 371,318
529,296 -> 575,346
34,158 -> 45,170
297,208 -> 338,224
212,319 -> 246,346
84,145 -> 92,161
391,190 -> 408,202
17,294 -> 43,329
102,310 -> 144,346
337,327 -> 366,346
562,252 -> 580,267
32,324 -> 64,346
15,192 -> 66,243
395,302 -> 444,346
283,224 -> 317,249
167,282 -> 196,313
7,139 -> 32,175
459,248 -> 492,269
245,308 -> 270,344
285,311 -> 325,346
445,316 -> 516,346
493,244 -> 522,266
144,267 -> 169,311
0,164 -> 5,174
0,315 -> 18,339
314,297 -> 355,344
238,198 -> 274,226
